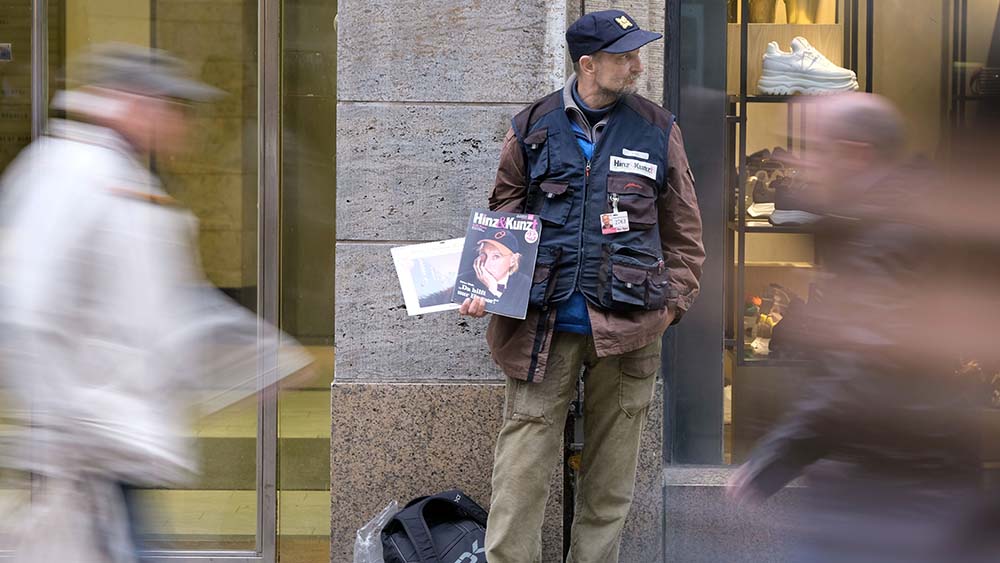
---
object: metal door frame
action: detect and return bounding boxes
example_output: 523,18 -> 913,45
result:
27,0 -> 285,560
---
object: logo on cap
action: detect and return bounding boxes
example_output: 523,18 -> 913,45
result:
494,231 -> 507,240
615,16 -> 633,30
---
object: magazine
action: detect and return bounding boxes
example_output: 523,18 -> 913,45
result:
390,238 -> 465,316
451,209 -> 541,320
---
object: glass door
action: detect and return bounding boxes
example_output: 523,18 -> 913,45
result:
277,1 -> 336,561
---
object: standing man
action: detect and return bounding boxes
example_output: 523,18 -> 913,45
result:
460,10 -> 704,562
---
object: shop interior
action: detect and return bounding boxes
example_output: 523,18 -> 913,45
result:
723,0 -> 1000,464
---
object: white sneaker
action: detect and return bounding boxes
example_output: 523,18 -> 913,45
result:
758,36 -> 859,95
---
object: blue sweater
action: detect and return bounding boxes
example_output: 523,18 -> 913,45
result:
553,87 -> 610,335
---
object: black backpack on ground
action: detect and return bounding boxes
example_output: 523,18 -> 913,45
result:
381,489 -> 489,563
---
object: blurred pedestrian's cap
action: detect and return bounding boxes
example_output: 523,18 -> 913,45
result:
479,230 -> 519,254
77,43 -> 223,101
566,10 -> 662,62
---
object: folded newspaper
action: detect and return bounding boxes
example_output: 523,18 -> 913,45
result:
451,209 -> 541,320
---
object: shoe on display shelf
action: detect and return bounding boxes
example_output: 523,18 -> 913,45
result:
748,207 -> 775,219
748,152 -> 784,177
747,148 -> 771,172
770,208 -> 822,226
769,176 -> 822,226
744,147 -> 810,220
758,36 -> 859,96
748,146 -> 798,179
747,172 -> 776,218
769,146 -> 800,168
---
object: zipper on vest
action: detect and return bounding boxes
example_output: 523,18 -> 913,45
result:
573,158 -> 591,290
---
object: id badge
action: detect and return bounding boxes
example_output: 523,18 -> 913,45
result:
600,211 -> 630,234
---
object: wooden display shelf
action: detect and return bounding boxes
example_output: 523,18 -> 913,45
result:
745,261 -> 815,268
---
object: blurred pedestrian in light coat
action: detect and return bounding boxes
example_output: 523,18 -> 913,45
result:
0,44 -> 310,562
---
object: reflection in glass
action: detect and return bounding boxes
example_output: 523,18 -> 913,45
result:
278,0 -> 336,560
53,0 -> 260,551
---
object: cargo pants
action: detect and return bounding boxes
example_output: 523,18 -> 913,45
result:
484,332 -> 661,563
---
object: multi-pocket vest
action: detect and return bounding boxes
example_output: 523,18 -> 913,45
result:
512,90 -> 676,312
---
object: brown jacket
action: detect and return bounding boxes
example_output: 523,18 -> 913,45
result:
486,86 -> 705,382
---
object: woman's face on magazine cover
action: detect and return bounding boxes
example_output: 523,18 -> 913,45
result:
479,246 -> 514,280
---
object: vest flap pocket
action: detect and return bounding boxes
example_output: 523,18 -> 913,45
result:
540,181 -> 568,197
604,245 -> 667,310
612,263 -> 648,285
607,173 -> 655,198
529,247 -> 562,307
650,268 -> 669,287
537,180 -> 572,226
611,264 -> 648,306
607,173 -> 657,227
524,128 -> 548,146
533,264 -> 551,284
524,128 -> 550,180
609,243 -> 663,268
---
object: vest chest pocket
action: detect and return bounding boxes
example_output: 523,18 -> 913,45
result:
536,180 -> 573,226
607,173 -> 657,228
524,128 -> 550,180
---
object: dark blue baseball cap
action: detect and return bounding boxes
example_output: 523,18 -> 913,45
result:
479,230 -> 520,254
566,10 -> 663,62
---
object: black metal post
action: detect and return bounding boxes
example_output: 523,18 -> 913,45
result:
737,0 -> 748,366
851,0 -> 859,72
865,0 -> 873,91
960,0 -> 968,124
665,0 -> 681,113
843,0 -> 852,70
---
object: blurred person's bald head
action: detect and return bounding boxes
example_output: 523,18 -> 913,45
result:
804,94 -> 907,205
816,93 -> 905,160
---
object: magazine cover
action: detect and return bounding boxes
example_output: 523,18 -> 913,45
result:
391,238 -> 465,316
451,210 -> 541,319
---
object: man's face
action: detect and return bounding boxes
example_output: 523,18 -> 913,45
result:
591,49 -> 644,99
479,244 -> 514,280
118,93 -> 192,156
800,118 -> 876,209
149,98 -> 192,156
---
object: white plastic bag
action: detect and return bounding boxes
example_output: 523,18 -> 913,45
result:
353,500 -> 399,563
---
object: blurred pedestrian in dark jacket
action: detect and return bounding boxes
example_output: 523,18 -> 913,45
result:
728,93 -> 1000,563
